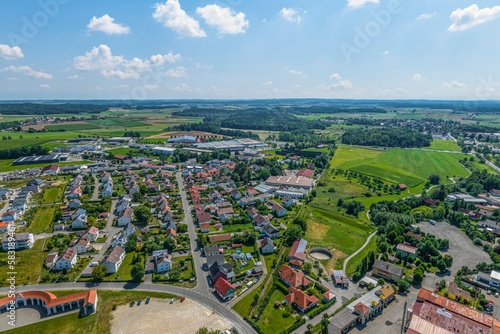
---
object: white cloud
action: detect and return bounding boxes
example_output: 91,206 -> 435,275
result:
166,66 -> 186,77
195,62 -> 213,69
417,12 -> 436,20
448,5 -> 500,32
73,44 -> 182,79
0,65 -> 53,79
169,83 -> 192,93
196,4 -> 249,35
329,73 -> 342,80
382,50 -> 390,55
347,0 -> 379,9
6,77 -> 18,81
0,45 -> 24,60
87,14 -> 130,35
144,84 -> 160,90
288,69 -> 302,75
279,8 -> 305,23
413,73 -> 424,81
39,84 -> 50,89
442,81 -> 466,89
153,0 -> 206,38
67,75 -> 79,80
260,81 -> 273,86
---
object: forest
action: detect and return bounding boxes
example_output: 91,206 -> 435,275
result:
0,145 -> 49,159
341,127 -> 432,148
0,103 -> 109,115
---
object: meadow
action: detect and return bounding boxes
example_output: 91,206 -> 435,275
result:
27,205 -> 57,233
427,139 -> 462,151
0,239 -> 47,286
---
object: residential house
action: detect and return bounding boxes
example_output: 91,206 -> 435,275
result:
0,222 -> 10,234
102,245 -> 126,274
263,224 -> 280,239
74,237 -> 92,254
116,197 -> 131,214
41,164 -> 60,175
203,244 -> 220,257
83,226 -> 99,242
208,233 -> 232,243
45,252 -> 59,269
2,232 -> 34,251
101,182 -> 113,198
53,248 -> 78,271
395,243 -> 418,259
1,211 -> 18,222
279,265 -> 310,288
287,239 -> 307,264
213,277 -> 237,301
282,197 -> 294,207
269,201 -> 287,217
111,231 -> 127,247
200,223 -> 211,233
68,199 -> 81,210
124,222 -> 136,237
254,214 -> 270,230
154,251 -> 172,273
239,196 -> 255,208
372,259 -> 403,282
72,213 -> 87,229
197,212 -> 211,225
217,207 -> 235,222
259,237 -> 275,254
210,262 -> 235,282
117,207 -> 133,227
284,286 -> 319,313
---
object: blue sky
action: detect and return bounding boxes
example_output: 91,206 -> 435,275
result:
0,0 -> 499,100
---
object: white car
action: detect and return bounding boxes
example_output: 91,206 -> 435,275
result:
170,298 -> 175,304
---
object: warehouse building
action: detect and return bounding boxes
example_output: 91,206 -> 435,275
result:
13,154 -> 68,165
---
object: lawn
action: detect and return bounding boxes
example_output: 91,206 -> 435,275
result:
427,139 -> 462,151
256,289 -> 297,334
102,251 -> 137,282
27,205 -> 57,233
0,239 -> 47,286
4,290 -> 175,334
345,235 -> 378,276
41,186 -> 65,204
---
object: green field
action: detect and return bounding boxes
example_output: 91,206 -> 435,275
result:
0,160 -> 91,173
256,289 -> 297,334
45,123 -> 102,131
333,146 -> 470,188
102,252 -> 138,282
41,186 -> 65,204
27,206 -> 57,233
345,235 -> 377,276
0,239 -> 47,286
4,290 -> 175,334
427,139 -> 462,151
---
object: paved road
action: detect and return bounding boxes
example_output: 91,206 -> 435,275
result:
0,282 -> 256,334
175,172 -> 211,298
343,231 -> 377,273
94,199 -> 118,262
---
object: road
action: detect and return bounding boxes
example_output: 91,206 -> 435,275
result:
91,175 -> 100,201
343,231 -> 377,273
0,282 -> 256,334
93,199 -> 119,262
175,172 -> 211,299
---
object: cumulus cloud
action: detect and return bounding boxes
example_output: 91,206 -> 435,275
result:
448,5 -> 500,32
329,73 -> 342,80
347,0 -> 379,9
442,81 -> 466,89
166,66 -> 186,77
279,8 -> 306,23
0,45 -> 24,60
260,81 -> 273,86
67,75 -> 80,80
417,12 -> 437,20
288,69 -> 302,75
196,4 -> 249,35
73,44 -> 182,79
413,73 -> 424,81
87,14 -> 130,35
382,50 -> 390,55
0,65 -> 53,79
153,0 -> 206,38
320,73 -> 353,90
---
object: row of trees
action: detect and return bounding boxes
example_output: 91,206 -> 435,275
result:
341,128 -> 432,148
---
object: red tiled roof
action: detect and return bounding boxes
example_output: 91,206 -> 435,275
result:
285,286 -> 319,311
396,243 -> 418,254
208,233 -> 232,243
279,265 -> 310,288
354,302 -> 371,315
296,169 -> 314,178
0,290 -> 97,308
214,277 -> 236,297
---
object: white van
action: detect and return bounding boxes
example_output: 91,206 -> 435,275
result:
90,262 -> 99,267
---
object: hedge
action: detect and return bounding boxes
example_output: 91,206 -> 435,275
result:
280,318 -> 306,334
306,298 -> 336,319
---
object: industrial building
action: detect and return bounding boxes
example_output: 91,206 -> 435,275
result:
194,138 -> 267,151
13,154 -> 68,165
167,135 -> 197,144
265,175 -> 314,191
152,147 -> 176,156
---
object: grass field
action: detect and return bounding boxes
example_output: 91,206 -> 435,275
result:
41,186 -> 65,204
106,148 -> 141,156
45,123 -> 101,131
0,160 -> 91,173
27,206 -> 57,233
256,289 -> 297,334
0,239 -> 47,287
102,252 -> 137,282
4,290 -> 175,334
427,139 -> 462,151
333,146 -> 470,188
345,235 -> 377,276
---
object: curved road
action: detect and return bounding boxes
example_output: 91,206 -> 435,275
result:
342,230 -> 377,273
0,282 -> 256,334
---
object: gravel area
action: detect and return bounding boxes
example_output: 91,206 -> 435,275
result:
418,221 -> 492,289
111,298 -> 231,334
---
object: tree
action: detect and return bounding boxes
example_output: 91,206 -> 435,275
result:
135,205 -> 152,223
443,254 -> 453,268
196,327 -> 219,334
429,174 -> 440,185
397,278 -> 410,293
163,238 -> 176,252
303,262 -> 312,274
377,278 -> 385,286
283,224 -> 304,246
91,265 -> 107,281
125,234 -> 138,253
131,262 -> 144,282
177,224 -> 188,233
413,269 -> 424,284
292,217 -> 307,232
437,259 -> 448,273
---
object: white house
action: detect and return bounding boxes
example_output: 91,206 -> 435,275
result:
53,248 -> 78,271
83,226 -> 99,242
124,223 -> 136,237
117,207 -> 133,227
72,213 -> 87,229
263,224 -> 280,239
102,245 -> 126,274
111,231 -> 127,247
154,251 -> 172,273
74,237 -> 92,254
2,232 -> 34,251
116,197 -> 131,215
101,182 -> 113,198
259,237 -> 275,254
269,201 -> 287,217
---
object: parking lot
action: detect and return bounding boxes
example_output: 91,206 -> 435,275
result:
418,221 -> 492,289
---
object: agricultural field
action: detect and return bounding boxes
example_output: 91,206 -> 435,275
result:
44,122 -> 102,131
0,239 -> 48,287
27,205 -> 57,233
427,139 -> 462,151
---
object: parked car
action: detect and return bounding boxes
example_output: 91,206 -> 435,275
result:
495,293 -> 499,298
146,297 -> 151,304
130,301 -> 135,307
170,298 -> 175,304
180,297 -> 185,302
137,300 -> 141,306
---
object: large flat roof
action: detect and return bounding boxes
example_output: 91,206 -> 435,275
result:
266,175 -> 314,189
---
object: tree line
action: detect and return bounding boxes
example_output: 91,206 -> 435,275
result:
341,127 -> 432,148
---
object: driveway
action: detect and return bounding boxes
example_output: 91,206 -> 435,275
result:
418,221 -> 491,289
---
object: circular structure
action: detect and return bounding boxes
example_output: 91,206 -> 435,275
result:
309,247 -> 333,260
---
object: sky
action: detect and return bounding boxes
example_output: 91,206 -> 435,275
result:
0,0 -> 500,100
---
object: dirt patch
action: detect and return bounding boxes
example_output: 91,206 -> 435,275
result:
147,131 -> 223,139
324,249 -> 348,272
21,124 -> 46,131
307,222 -> 329,240
111,299 -> 231,334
